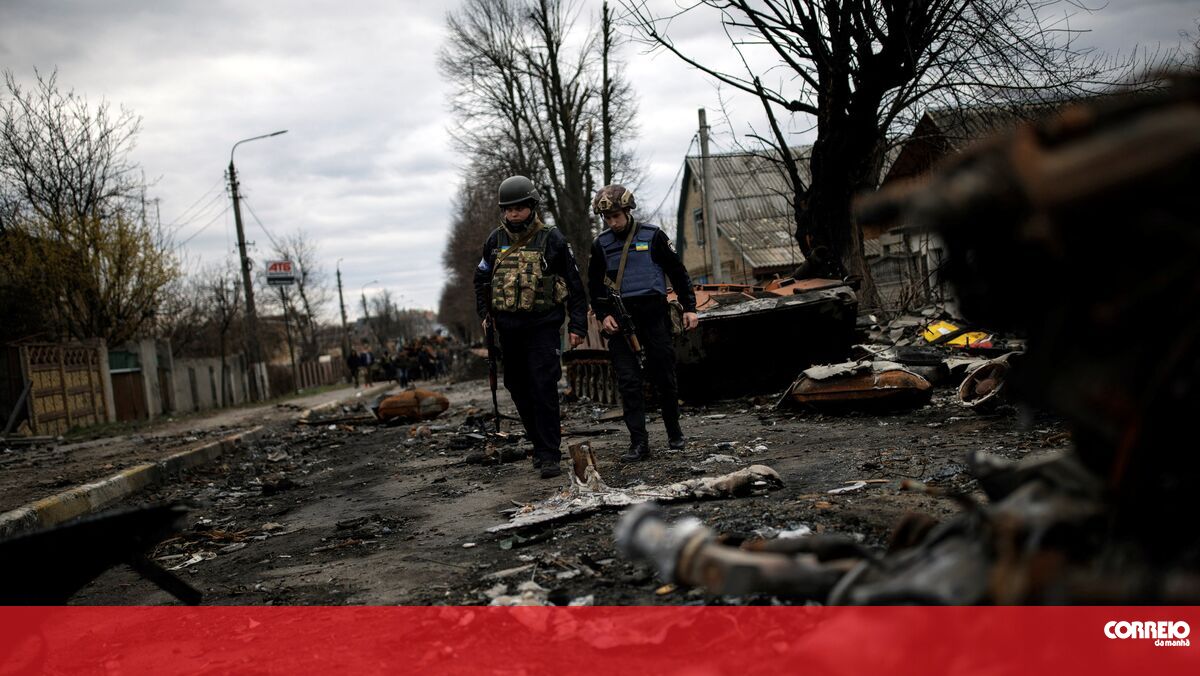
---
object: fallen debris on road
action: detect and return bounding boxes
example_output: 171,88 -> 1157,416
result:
373,389 -> 450,423
782,361 -> 933,411
958,352 -> 1020,411
488,441 -> 783,533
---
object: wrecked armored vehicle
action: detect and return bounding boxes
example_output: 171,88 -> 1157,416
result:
565,277 -> 857,403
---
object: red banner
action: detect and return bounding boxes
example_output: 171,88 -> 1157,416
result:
2,607 -> 1196,674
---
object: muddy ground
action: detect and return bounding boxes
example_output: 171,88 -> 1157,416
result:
68,378 -> 1069,606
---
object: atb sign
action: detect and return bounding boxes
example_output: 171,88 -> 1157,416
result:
266,259 -> 298,286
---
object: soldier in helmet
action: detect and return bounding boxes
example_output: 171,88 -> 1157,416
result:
474,175 -> 588,479
587,184 -> 698,462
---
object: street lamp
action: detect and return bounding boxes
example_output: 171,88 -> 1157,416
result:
228,129 -> 287,402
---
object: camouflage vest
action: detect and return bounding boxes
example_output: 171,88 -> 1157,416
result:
489,222 -> 568,313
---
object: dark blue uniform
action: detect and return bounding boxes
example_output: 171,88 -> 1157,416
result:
588,223 -> 696,452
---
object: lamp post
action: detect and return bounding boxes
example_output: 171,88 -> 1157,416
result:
228,129 -> 287,401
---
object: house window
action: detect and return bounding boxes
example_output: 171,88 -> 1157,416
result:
692,208 -> 705,246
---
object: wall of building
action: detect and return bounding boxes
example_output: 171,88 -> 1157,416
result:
677,179 -> 747,285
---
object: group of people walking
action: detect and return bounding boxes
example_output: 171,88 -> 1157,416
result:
348,338 -> 452,388
474,176 -> 698,479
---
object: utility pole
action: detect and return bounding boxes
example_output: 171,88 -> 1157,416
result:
361,290 -> 371,338
337,260 -> 351,382
227,160 -> 264,401
228,130 -> 287,401
360,280 -> 378,349
698,108 -> 723,283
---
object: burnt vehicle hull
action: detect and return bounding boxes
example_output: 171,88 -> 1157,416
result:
672,279 -> 858,401
565,278 -> 857,403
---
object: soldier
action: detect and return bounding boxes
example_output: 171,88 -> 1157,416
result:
474,175 -> 587,479
587,184 -> 698,461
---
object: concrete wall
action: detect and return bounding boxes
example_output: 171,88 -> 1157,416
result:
132,338 -> 162,419
172,354 -> 250,414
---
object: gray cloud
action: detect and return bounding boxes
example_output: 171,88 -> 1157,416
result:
2,0 -> 1191,318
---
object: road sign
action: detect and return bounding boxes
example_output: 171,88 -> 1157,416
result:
266,259 -> 298,286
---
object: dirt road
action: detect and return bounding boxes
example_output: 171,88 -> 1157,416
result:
69,378 -> 1068,605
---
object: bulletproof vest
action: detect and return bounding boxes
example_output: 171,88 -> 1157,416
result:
597,222 -> 667,298
489,223 -> 569,313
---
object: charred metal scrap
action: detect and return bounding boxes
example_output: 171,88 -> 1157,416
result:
489,442 -> 783,533
0,503 -> 201,605
617,77 -> 1200,604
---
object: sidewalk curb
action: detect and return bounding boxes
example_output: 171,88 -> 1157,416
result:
0,426 -> 266,539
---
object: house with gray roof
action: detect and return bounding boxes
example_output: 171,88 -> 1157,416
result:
674,147 -> 811,285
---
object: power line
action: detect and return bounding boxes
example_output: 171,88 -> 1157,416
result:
170,191 -> 227,232
649,133 -> 698,220
167,176 -> 225,228
240,196 -> 282,253
177,204 -> 230,247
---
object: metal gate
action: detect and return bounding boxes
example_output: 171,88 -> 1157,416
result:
18,342 -> 108,436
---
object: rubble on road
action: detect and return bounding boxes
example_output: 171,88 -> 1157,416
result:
782,361 -> 933,412
957,352 -> 1020,411
373,389 -> 450,423
488,441 -> 783,533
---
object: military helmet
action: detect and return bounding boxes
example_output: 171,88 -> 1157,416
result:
498,175 -> 540,207
593,184 -> 636,214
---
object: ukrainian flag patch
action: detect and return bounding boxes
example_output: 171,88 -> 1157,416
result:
635,242 -> 650,252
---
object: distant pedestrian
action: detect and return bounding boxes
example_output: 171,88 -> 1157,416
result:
359,347 -> 375,386
347,351 -> 361,387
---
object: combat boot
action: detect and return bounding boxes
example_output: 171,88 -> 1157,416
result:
539,462 -> 563,479
620,440 -> 650,462
668,435 -> 687,450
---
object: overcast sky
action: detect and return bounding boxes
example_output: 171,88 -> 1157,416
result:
1,0 -> 1194,318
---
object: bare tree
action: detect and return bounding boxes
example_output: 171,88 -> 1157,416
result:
155,256 -> 218,358
624,0 -> 1133,304
440,0 -> 642,276
369,289 -> 433,348
0,69 -> 178,344
267,230 -> 331,360
438,159 -> 510,342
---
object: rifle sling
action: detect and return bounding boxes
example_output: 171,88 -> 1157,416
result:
604,223 -> 637,295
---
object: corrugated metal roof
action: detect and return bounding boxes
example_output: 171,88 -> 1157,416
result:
863,238 -> 883,258
684,148 -> 811,271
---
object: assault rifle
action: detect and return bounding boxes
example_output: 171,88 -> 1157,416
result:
606,285 -> 646,371
484,317 -> 502,434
